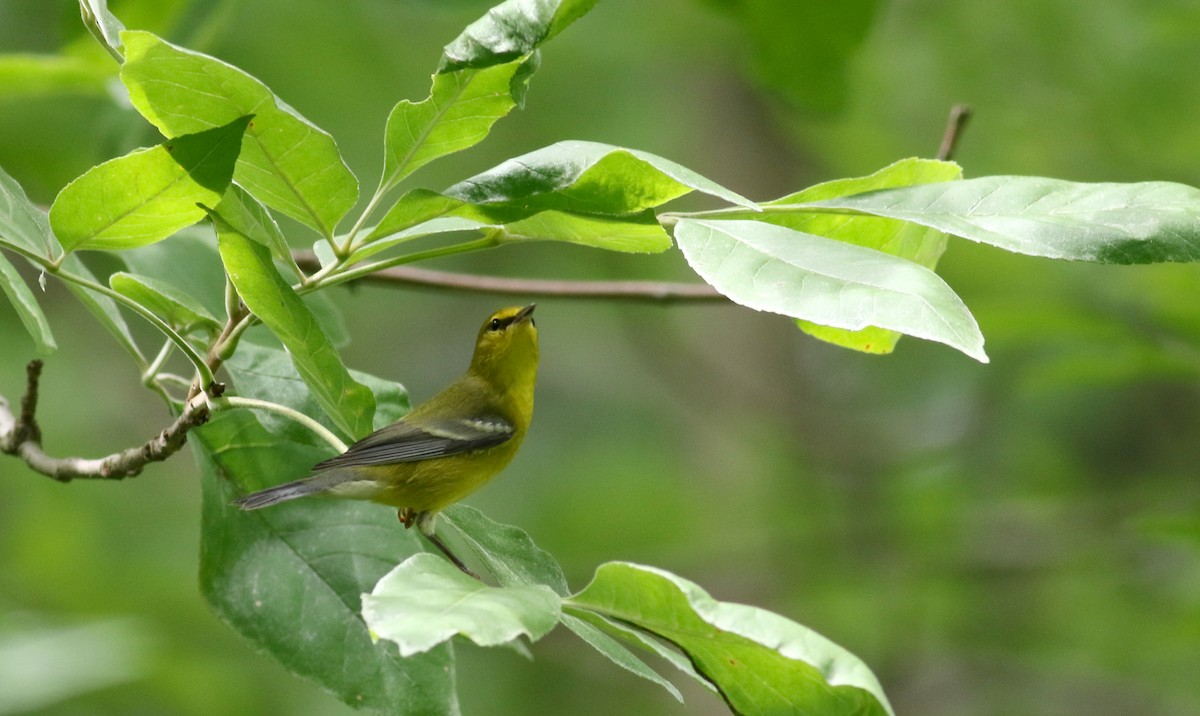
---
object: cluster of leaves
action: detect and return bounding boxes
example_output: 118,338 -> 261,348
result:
5,0 -> 1200,713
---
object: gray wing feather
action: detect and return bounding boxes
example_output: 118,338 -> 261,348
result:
312,416 -> 514,471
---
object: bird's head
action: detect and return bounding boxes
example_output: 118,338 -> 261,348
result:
469,304 -> 538,388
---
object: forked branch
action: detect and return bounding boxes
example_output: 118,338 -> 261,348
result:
0,360 -> 215,481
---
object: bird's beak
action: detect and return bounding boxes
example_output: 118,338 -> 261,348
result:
515,304 -> 536,323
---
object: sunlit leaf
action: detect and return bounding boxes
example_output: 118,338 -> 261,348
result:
675,218 -> 987,361
121,31 -> 358,237
734,158 -> 962,354
447,140 -> 755,215
109,271 -> 219,334
50,116 -> 249,253
212,212 -> 375,438
215,186 -> 292,267
363,554 -> 561,658
382,57 -> 536,192
806,176 -> 1200,264
439,0 -> 598,72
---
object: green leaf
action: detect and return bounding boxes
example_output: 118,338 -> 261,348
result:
382,57 -> 536,192
500,209 -> 671,253
439,0 -> 598,72
437,507 -> 686,703
226,343 -> 407,446
365,189 -> 475,245
0,164 -> 57,257
363,553 -> 561,658
79,0 -> 126,58
559,614 -> 684,703
215,185 -> 292,266
49,116 -> 249,253
675,218 -> 987,362
213,212 -> 375,438
447,140 -> 756,215
568,562 -> 894,716
440,504 -> 569,595
120,227 -> 228,322
58,254 -> 144,364
806,176 -> 1200,264
120,30 -> 358,237
195,352 -> 455,715
563,608 -> 714,694
752,158 -> 963,354
0,251 -> 56,354
109,272 -> 220,334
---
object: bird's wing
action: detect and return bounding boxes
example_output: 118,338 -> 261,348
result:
312,415 -> 514,471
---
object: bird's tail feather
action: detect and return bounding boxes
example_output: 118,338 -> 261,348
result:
234,477 -> 324,510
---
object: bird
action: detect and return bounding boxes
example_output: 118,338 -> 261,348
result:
234,304 -> 538,576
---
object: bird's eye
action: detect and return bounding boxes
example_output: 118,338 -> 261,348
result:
489,318 -> 502,332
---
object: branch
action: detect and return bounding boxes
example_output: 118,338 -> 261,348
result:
291,251 -> 727,303
1,360 -> 217,481
938,104 -> 972,161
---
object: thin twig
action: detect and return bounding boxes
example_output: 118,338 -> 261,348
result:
291,251 -> 727,303
938,104 -> 972,161
1,360 -> 215,481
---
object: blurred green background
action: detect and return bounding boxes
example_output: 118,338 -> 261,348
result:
3,0 -> 1200,714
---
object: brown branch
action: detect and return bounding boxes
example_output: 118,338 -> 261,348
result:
937,104 -> 972,161
1,360 -> 213,481
292,251 -> 727,303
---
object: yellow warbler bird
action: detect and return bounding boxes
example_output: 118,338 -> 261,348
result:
235,304 -> 538,574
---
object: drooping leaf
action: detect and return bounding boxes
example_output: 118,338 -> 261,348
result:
675,218 -> 987,362
0,164 -> 58,257
381,57 -> 536,193
120,31 -> 358,237
109,272 -> 220,334
805,176 -> 1200,264
50,116 -> 249,253
212,211 -> 375,439
559,613 -> 684,703
0,251 -> 56,354
195,348 -> 454,715
440,504 -> 569,595
439,0 -> 598,72
562,607 -> 714,694
438,506 -> 685,702
734,158 -> 962,354
363,553 -> 561,658
446,140 -> 756,215
568,562 -> 894,716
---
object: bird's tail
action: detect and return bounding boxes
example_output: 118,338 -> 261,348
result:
234,477 -> 325,510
